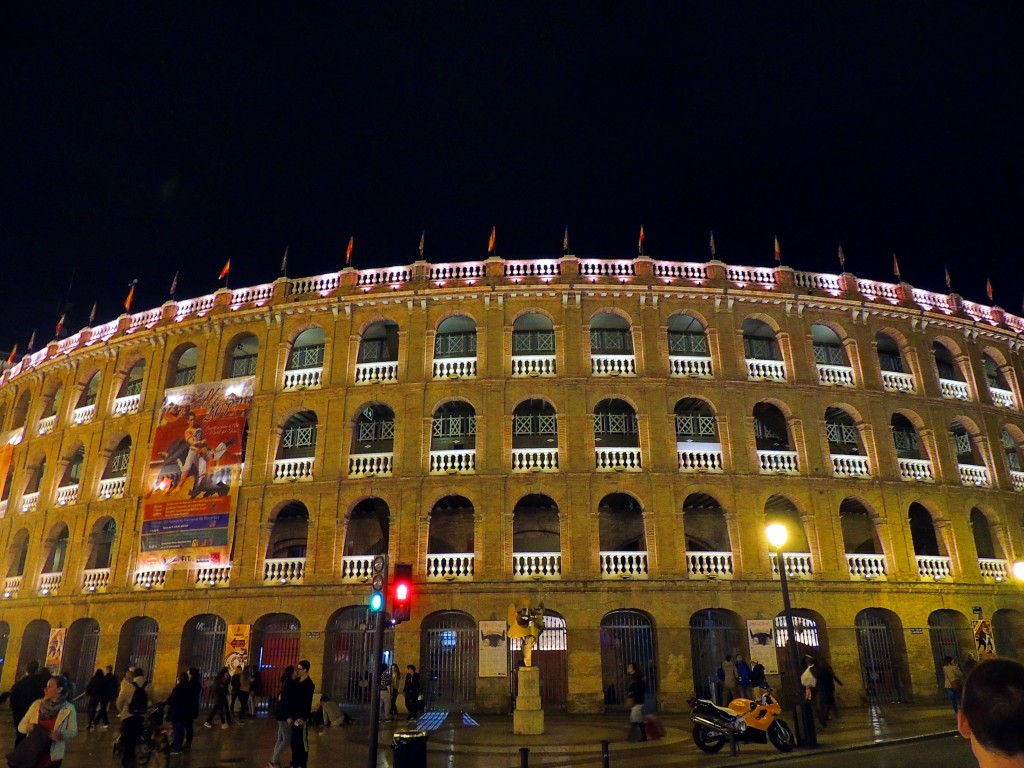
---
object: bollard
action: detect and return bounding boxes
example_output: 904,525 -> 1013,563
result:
729,728 -> 739,756
601,739 -> 610,768
520,747 -> 529,768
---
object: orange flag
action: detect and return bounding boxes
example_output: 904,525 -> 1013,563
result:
893,253 -> 901,280
774,236 -> 781,264
6,344 -> 16,365
345,236 -> 354,266
55,314 -> 65,337
638,225 -> 645,255
219,259 -> 231,280
124,280 -> 137,312
986,278 -> 993,302
487,226 -> 496,254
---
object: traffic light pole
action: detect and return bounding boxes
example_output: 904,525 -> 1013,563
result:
366,604 -> 386,768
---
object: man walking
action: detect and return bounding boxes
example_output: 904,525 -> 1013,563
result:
283,660 -> 315,768
403,665 -> 422,720
720,654 -> 741,703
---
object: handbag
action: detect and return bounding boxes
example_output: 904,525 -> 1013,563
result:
7,724 -> 51,768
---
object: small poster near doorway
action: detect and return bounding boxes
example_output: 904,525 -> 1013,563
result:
46,627 -> 67,672
224,624 -> 251,672
972,620 -> 996,658
746,620 -> 778,675
478,621 -> 508,677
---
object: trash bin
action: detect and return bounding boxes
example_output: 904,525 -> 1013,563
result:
392,729 -> 428,768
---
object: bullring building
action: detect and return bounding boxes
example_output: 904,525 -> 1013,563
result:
0,253 -> 1022,714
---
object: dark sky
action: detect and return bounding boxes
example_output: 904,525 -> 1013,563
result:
2,3 -> 1022,352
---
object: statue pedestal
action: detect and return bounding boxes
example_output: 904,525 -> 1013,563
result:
513,666 -> 544,735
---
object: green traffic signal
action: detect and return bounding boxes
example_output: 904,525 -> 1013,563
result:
369,591 -> 384,612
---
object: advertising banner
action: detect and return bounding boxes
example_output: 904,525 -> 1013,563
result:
973,619 -> 996,658
46,627 -> 67,672
479,621 -> 508,677
139,377 -> 254,570
746,619 -> 779,675
224,624 -> 251,672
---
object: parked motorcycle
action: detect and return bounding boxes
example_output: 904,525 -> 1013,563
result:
688,684 -> 795,753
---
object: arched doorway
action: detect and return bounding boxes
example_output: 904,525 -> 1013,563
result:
117,617 -> 158,679
993,609 -> 1024,661
928,610 -> 973,694
323,606 -> 394,711
855,609 -> 908,703
773,609 -> 829,702
508,612 -> 568,712
180,615 -> 227,709
252,614 -> 301,711
421,611 -> 477,712
690,609 -> 744,702
18,620 -> 50,675
64,618 -> 100,696
601,610 -> 657,711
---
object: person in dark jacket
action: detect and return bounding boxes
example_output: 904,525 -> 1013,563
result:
267,665 -> 295,768
166,672 -> 190,754
85,669 -> 106,731
749,659 -> 767,692
100,666 -> 118,728
403,665 -> 422,720
626,662 -> 647,742
813,659 -> 843,727
282,661 -> 315,768
183,668 -> 201,750
10,661 -> 49,746
204,668 -> 232,728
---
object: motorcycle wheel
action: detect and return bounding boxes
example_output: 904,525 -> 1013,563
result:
768,719 -> 796,752
692,724 -> 727,753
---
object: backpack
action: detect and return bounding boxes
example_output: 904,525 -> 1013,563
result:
129,681 -> 149,714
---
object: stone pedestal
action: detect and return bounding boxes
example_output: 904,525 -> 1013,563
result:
513,666 -> 544,734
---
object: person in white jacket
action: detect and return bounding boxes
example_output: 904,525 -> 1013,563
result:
18,674 -> 78,767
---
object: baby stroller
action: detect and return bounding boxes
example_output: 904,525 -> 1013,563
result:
112,701 -> 170,766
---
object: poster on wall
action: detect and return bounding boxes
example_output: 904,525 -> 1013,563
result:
46,627 -> 67,672
747,619 -> 778,675
139,377 -> 254,570
224,624 -> 251,672
479,621 -> 508,677
972,619 -> 997,658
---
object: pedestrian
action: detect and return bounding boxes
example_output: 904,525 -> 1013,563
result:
13,673 -> 77,768
801,654 -> 818,707
957,658 -> 1024,767
943,655 -> 964,715
814,658 -> 843,727
100,665 -> 118,728
283,660 -> 315,768
388,663 -> 401,719
735,653 -> 753,699
379,661 -> 392,720
229,665 -> 242,716
749,659 -> 766,694
963,652 -> 978,678
85,669 -> 106,731
115,668 -> 136,716
626,662 -> 647,742
721,654 -> 741,703
119,667 -> 149,768
403,664 -> 422,720
9,660 -> 49,746
166,672 -> 190,755
184,668 -> 201,750
237,666 -> 253,721
267,665 -> 295,768
204,667 -> 232,728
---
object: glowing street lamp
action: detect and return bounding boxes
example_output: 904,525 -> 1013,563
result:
1013,561 -> 1024,581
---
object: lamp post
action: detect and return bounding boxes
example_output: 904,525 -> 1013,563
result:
766,523 -> 816,747
1013,561 -> 1024,582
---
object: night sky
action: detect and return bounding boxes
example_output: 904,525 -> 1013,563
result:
2,4 -> 1022,353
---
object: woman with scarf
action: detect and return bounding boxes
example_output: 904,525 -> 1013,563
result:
16,674 -> 78,768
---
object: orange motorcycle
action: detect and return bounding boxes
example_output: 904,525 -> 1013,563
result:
688,684 -> 795,753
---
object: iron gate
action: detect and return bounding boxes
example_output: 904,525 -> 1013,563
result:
422,612 -> 477,712
21,621 -> 50,673
856,613 -> 902,704
69,621 -> 100,699
773,614 -> 823,702
254,617 -> 300,712
189,616 -> 227,710
508,614 -> 568,712
601,610 -> 657,711
689,610 -> 742,702
324,608 -> 394,711
927,613 -> 972,694
129,618 -> 159,679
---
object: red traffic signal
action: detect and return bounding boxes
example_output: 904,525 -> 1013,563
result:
392,563 -> 413,623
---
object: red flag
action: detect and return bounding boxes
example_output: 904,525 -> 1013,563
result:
638,225 -> 645,255
710,231 -> 716,258
986,278 -> 993,302
893,253 -> 901,280
774,236 -> 781,264
487,227 -> 496,254
346,236 -> 354,266
219,259 -> 231,280
55,313 -> 65,337
124,281 -> 136,312
6,344 -> 16,365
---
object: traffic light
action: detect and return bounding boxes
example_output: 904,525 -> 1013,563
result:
369,554 -> 387,612
392,563 -> 413,623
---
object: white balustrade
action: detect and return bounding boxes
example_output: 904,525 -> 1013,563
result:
726,265 -> 776,284
3,575 -> 22,597
429,449 -> 476,474
990,387 -> 1016,409
98,476 -> 127,499
1011,470 -> 1024,491
348,453 -> 394,477
230,283 -> 275,305
341,555 -> 376,583
669,355 -> 714,378
504,259 -> 562,278
512,552 -> 562,580
71,404 -> 96,425
600,551 -> 649,579
282,366 -> 323,391
428,263 -> 485,281
979,558 -> 1009,582
290,273 -> 340,296
579,260 -> 636,278
677,444 -> 723,472
175,295 -> 216,317
746,359 -> 786,381
37,572 -> 62,594
831,454 -> 871,478
881,370 -> 915,393
194,565 -> 232,586
794,271 -> 842,292
939,378 -> 970,401
21,492 -> 40,513
264,557 -> 306,584
433,357 -> 477,379
426,553 -> 475,581
511,355 -> 557,377
357,267 -> 413,286
817,364 -> 855,387
354,361 -> 399,384
846,553 -> 887,580
686,551 -> 734,579
595,447 -> 642,471
511,448 -> 559,472
769,552 -> 813,580
916,555 -> 952,581
857,278 -> 901,302
113,393 -> 141,416
591,354 -> 637,376
958,464 -> 990,487
757,450 -> 800,474
0,499 -> 7,518
55,484 -> 79,506
37,415 -> 57,435
134,569 -> 166,589
898,457 -> 934,482
652,262 -> 708,280
81,568 -> 110,592
273,457 -> 315,482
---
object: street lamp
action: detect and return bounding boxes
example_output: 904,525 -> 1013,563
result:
1013,561 -> 1024,581
766,523 -> 816,747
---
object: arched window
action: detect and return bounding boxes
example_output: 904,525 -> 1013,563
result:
598,493 -> 647,577
38,385 -> 62,434
355,320 -> 399,383
512,494 -> 561,579
426,496 -> 475,580
764,495 -> 811,578
753,403 -> 798,474
812,324 -> 853,386
682,493 -> 732,579
22,457 -> 45,512
5,529 -> 29,580
840,498 -> 886,579
951,420 -> 989,486
41,524 -> 70,576
170,345 -> 199,388
667,314 -> 711,378
983,353 -> 1017,409
100,436 -> 132,499
85,518 -> 117,573
970,508 -> 1009,582
114,359 -> 145,416
909,503 -> 951,580
11,392 -> 31,430
675,398 -> 722,472
999,428 -> 1024,488
283,328 -> 325,390
876,332 -> 914,392
264,502 -> 309,584
56,446 -> 84,505
341,498 -> 390,570
743,319 -> 786,382
273,411 -> 318,482
226,334 -> 259,379
348,404 -> 395,477
512,312 -> 556,377
433,316 -> 477,379
429,401 -> 476,474
825,407 -> 870,478
511,399 -> 558,472
593,399 -> 641,471
933,341 -> 970,401
590,312 -> 636,376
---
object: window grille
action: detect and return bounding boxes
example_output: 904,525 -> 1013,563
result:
590,329 -> 632,353
174,367 -> 197,387
878,352 -> 903,373
289,345 -> 325,369
432,416 -> 476,437
593,413 -> 638,435
1007,449 -> 1022,472
675,414 -> 716,437
282,424 -> 317,449
358,339 -> 388,363
434,332 -> 477,357
513,414 -> 557,435
893,429 -> 918,452
231,355 -> 258,377
124,378 -> 143,397
952,431 -> 972,457
743,337 -> 776,360
813,343 -> 845,366
512,331 -> 555,354
109,449 -> 131,476
826,423 -> 857,444
753,419 -> 783,441
68,460 -> 83,483
773,615 -> 820,648
358,420 -> 395,442
668,332 -> 708,355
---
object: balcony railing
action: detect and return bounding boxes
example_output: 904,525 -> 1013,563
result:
770,552 -> 813,580
958,464 -> 990,487
3,575 -> 22,598
113,393 -> 142,416
939,378 -> 970,401
71,403 -> 96,425
82,568 -> 110,592
37,415 -> 57,435
757,450 -> 799,474
426,553 -> 474,581
0,499 -> 7,518
55,484 -> 79,506
273,456 -> 315,482
831,454 -> 870,478
1011,470 -> 1024,491
979,558 -> 1009,582
348,452 -> 394,477
98,476 -> 127,500
916,555 -> 952,581
512,552 -> 562,580
354,360 -> 399,384
881,370 -> 915,393
677,444 -> 724,472
429,449 -> 476,474
846,553 -> 887,580
21,492 -> 40,513
591,354 -> 637,377
282,366 -> 323,391
595,447 -> 642,472
512,354 -> 556,377
990,387 -> 1016,409
37,572 -> 62,594
600,551 -> 649,579
341,555 -> 376,583
686,551 -> 734,580
817,364 -> 855,387
433,357 -> 477,379
194,565 -> 232,587
264,557 -> 306,584
511,448 -> 559,472
746,359 -> 786,382
669,355 -> 713,379
134,568 -> 166,590
898,457 -> 934,482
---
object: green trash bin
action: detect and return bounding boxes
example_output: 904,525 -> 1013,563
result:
392,729 -> 428,768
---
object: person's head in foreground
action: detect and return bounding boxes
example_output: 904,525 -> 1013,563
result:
958,658 -> 1024,767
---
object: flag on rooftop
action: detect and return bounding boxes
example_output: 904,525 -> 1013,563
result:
55,313 -> 65,337
774,235 -> 781,264
124,280 -> 137,313
280,249 -> 288,276
219,259 -> 231,281
88,301 -> 97,325
838,244 -> 845,270
563,226 -> 569,255
6,345 -> 16,365
986,278 -> 993,302
26,331 -> 35,353
638,225 -> 645,255
170,271 -> 179,298
419,231 -> 425,258
893,253 -> 901,280
487,226 -> 496,254
710,231 -> 716,258
944,266 -> 951,291
346,236 -> 354,266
